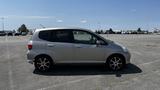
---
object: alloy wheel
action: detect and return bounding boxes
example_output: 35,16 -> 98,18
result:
35,57 -> 52,71
108,56 -> 123,70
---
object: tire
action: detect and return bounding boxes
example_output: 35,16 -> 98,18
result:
34,56 -> 53,72
107,55 -> 125,71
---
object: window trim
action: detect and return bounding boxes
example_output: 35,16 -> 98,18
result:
38,29 -> 108,45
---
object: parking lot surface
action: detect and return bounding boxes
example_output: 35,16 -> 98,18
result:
0,34 -> 160,90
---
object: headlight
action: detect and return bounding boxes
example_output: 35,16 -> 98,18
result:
122,46 -> 128,52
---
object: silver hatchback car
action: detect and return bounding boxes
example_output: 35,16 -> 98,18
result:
27,27 -> 131,72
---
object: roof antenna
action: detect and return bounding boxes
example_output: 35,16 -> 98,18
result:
39,24 -> 46,28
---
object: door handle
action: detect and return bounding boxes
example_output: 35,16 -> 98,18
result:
47,44 -> 55,47
76,46 -> 82,48
75,45 -> 82,48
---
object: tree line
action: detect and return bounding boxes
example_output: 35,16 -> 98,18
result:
95,28 -> 150,34
14,24 -> 155,35
17,24 -> 29,34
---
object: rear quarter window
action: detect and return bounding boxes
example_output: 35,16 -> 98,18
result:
38,30 -> 73,43
39,30 -> 52,41
54,30 -> 72,43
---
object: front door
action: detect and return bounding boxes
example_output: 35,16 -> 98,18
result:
72,30 -> 106,63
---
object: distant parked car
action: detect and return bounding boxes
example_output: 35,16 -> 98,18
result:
27,27 -> 131,72
7,32 -> 13,36
0,31 -> 6,36
21,32 -> 27,36
14,33 -> 21,36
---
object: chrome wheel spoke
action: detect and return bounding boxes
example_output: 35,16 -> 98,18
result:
45,61 -> 50,64
38,65 -> 43,69
44,64 -> 49,68
118,62 -> 122,65
37,62 -> 42,65
110,59 -> 115,63
39,58 -> 43,63
116,58 -> 121,62
42,66 -> 46,70
43,58 -> 47,62
114,57 -> 117,61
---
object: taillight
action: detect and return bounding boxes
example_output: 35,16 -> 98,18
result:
28,44 -> 32,50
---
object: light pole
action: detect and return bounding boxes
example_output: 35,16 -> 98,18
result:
1,17 -> 4,31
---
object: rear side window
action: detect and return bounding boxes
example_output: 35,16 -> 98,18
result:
54,30 -> 72,43
39,30 -> 52,41
39,30 -> 73,43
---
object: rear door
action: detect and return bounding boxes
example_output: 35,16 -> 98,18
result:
39,30 -> 74,63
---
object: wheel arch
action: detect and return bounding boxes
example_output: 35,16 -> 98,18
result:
34,54 -> 54,64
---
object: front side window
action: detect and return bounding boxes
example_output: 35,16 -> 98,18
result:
73,31 -> 98,44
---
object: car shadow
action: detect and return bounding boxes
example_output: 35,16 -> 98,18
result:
33,63 -> 142,77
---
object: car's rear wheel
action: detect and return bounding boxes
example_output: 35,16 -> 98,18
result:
107,55 -> 125,71
34,56 -> 53,72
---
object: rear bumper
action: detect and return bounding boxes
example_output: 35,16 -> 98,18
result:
27,60 -> 33,64
27,50 -> 36,64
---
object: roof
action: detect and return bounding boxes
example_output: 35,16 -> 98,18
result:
35,27 -> 91,32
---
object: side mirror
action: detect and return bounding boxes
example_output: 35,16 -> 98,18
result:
96,40 -> 104,45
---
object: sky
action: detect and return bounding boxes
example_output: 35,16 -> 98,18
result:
0,0 -> 160,31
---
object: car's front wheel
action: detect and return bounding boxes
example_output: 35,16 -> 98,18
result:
107,55 -> 125,71
34,56 -> 53,72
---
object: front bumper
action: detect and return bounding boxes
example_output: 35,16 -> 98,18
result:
124,51 -> 131,64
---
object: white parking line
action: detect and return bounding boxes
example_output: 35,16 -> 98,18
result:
37,75 -> 101,90
6,36 -> 14,90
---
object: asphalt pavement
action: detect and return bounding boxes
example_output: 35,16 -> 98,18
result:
0,35 -> 160,90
